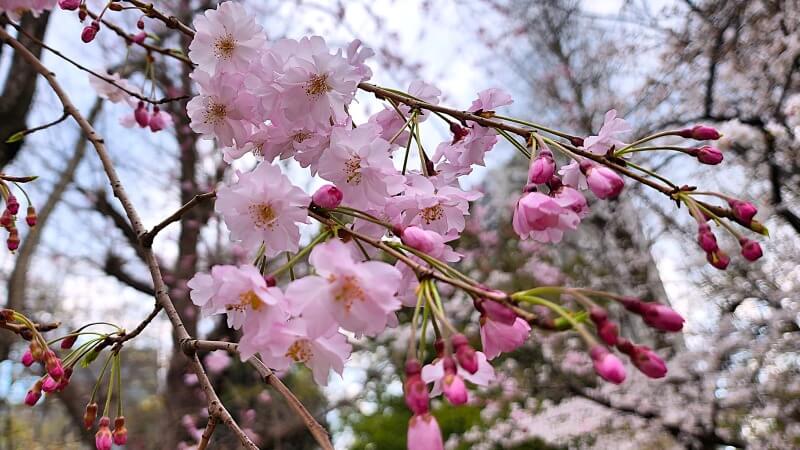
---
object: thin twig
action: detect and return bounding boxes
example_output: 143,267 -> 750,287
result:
141,191 -> 216,247
197,415 -> 217,450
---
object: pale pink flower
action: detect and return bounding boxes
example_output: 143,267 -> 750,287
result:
88,72 -> 140,106
238,317 -> 351,386
590,346 -> 626,384
318,124 -> 405,209
285,239 -> 403,337
263,117 -> 331,171
421,351 -> 495,397
187,264 -> 289,330
468,88 -> 514,113
187,70 -> 257,147
551,186 -> 589,218
433,124 -> 498,168
559,160 -> 588,190
368,80 -> 441,143
215,163 -> 310,256
0,0 -> 55,21
407,414 -> 444,450
388,174 -> 480,236
203,352 -> 232,375
512,191 -> 580,243
279,36 -> 361,126
480,316 -> 531,359
583,109 -> 631,155
189,1 -> 266,73
345,39 -> 375,81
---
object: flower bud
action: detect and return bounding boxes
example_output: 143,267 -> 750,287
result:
528,149 -> 555,184
96,416 -> 112,450
588,307 -> 608,324
131,31 -> 147,45
7,227 -> 19,251
442,372 -> 468,405
404,359 -> 429,415
628,345 -> 667,378
81,22 -> 100,43
263,274 -> 277,287
452,334 -> 479,374
22,350 -> 35,367
679,125 -> 721,140
58,0 -> 80,10
134,102 -> 150,128
695,145 -> 723,164
707,249 -> 730,270
42,375 -> 59,393
84,402 -> 98,430
407,414 -> 444,450
640,303 -> 685,332
112,416 -> 128,445
589,346 -> 626,384
25,205 -> 37,227
137,18 -> 145,30
56,367 -> 73,391
311,184 -> 343,209
597,321 -> 619,346
148,106 -> 167,132
0,209 -> 12,229
401,226 -> 437,254
61,334 -> 78,349
740,238 -> 763,262
729,199 -> 757,225
45,350 -> 64,380
476,298 -> 517,325
697,223 -> 718,252
6,195 -> 19,215
580,162 -> 624,199
25,381 -> 42,406
29,340 -> 44,360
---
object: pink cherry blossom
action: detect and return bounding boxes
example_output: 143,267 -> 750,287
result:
368,80 -> 441,143
388,174 -> 481,236
512,191 -> 580,243
559,160 -> 588,190
189,1 -> 266,73
238,317 -> 351,386
215,163 -> 310,256
187,264 -> 289,330
0,0 -> 55,22
88,72 -> 140,106
311,185 -> 344,209
583,109 -> 631,155
480,316 -> 531,360
407,414 -> 444,450
421,351 -> 495,397
468,87 -> 514,113
285,239 -> 402,337
346,39 -> 375,81
204,351 -> 232,375
317,124 -> 405,209
590,346 -> 626,384
187,70 -> 257,147
433,124 -> 499,168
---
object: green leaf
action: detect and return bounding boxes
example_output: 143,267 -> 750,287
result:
81,349 -> 101,368
5,131 -> 25,144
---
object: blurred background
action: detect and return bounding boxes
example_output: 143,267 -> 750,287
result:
1,0 -> 798,448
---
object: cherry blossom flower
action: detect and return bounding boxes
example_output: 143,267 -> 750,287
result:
187,264 -> 289,330
512,191 -> 581,243
368,80 -> 441,142
285,238 -> 403,337
345,39 -> 375,82
238,317 -> 351,386
88,72 -> 140,106
433,124 -> 499,168
559,160 -> 588,190
468,87 -> 514,114
189,1 -> 266,73
590,346 -> 626,384
388,174 -> 481,237
0,0 -> 55,22
421,351 -> 495,397
317,124 -> 405,209
215,163 -> 310,256
278,36 -> 362,126
583,109 -> 631,155
187,70 -> 257,147
480,315 -> 531,360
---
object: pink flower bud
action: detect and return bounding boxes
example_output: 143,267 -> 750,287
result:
131,31 -> 147,44
134,102 -> 150,128
22,350 -> 35,367
96,416 -> 113,450
729,199 -> 757,224
740,238 -> 763,262
680,125 -> 721,140
136,18 -> 145,30
81,22 -> 100,43
589,307 -> 608,324
404,360 -> 429,415
630,346 -> 667,378
7,228 -> 20,251
311,184 -> 343,209
45,351 -> 64,380
598,321 -> 619,346
42,376 -> 59,393
263,274 -> 276,287
401,226 -> 437,254
148,106 -> 167,132
697,223 -> 718,252
528,149 -> 555,184
56,367 -> 73,391
61,335 -> 78,349
58,0 -> 80,10
84,402 -> 98,430
407,414 -> 444,450
0,209 -> 12,229
25,386 -> 42,406
581,162 -> 624,199
442,373 -> 468,405
477,298 -> 517,326
590,346 -> 626,384
641,303 -> 685,332
695,145 -> 723,164
452,334 -> 479,374
6,195 -> 19,215
707,249 -> 730,270
25,205 -> 37,227
112,416 -> 128,445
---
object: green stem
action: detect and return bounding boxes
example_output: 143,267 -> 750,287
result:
90,351 -> 114,405
493,114 -> 577,141
514,294 -> 597,345
270,230 -> 331,277
625,161 -> 678,189
497,128 -> 531,158
615,130 -> 680,154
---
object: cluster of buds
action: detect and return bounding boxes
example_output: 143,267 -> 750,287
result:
587,299 -> 684,383
0,176 -> 37,251
92,415 -> 128,449
132,102 -> 169,132
692,196 -> 762,270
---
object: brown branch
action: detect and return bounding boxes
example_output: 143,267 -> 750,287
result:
183,339 -> 335,450
0,27 -> 257,450
197,415 -> 217,450
124,0 -> 196,37
141,191 -> 216,247
103,253 -> 155,296
0,318 -> 61,336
